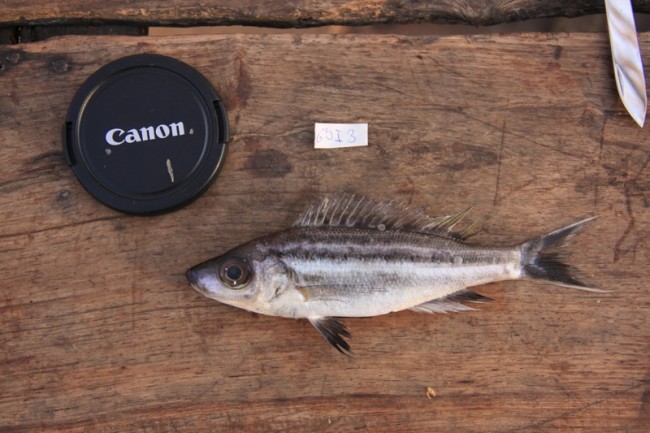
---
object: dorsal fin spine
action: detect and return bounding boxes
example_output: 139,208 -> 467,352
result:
293,194 -> 481,241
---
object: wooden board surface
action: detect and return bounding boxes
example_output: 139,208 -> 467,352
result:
1,32 -> 649,432
2,0 -> 650,26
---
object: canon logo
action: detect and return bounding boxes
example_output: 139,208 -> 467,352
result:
105,121 -> 186,146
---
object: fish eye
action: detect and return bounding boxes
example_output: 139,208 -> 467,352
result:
219,258 -> 251,289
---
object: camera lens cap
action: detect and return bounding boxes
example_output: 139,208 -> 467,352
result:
63,54 -> 228,215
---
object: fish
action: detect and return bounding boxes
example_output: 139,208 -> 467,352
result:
186,194 -> 602,354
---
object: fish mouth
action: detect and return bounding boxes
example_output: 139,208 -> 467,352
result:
186,267 -> 199,285
186,267 -> 208,295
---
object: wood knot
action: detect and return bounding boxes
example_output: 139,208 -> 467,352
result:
56,190 -> 70,202
50,57 -> 71,74
0,50 -> 23,73
6,51 -> 22,64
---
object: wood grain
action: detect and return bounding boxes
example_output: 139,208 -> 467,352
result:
1,0 -> 650,27
0,32 -> 649,432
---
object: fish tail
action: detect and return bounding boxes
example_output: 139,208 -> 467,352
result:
520,217 -> 604,292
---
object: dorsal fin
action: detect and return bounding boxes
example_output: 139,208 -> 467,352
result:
293,194 -> 480,241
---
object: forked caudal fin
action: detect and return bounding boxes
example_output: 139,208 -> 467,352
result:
521,217 -> 604,292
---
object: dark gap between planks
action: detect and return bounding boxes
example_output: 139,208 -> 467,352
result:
2,14 -> 650,44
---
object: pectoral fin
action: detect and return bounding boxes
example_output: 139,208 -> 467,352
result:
308,316 -> 351,355
410,290 -> 493,314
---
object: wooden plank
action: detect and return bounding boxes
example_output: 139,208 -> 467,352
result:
0,32 -> 649,432
1,0 -> 650,27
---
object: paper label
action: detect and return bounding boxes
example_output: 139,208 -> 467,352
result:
314,123 -> 368,149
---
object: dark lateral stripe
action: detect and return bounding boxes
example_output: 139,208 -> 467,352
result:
271,241 -> 506,266
263,227 -> 515,266
274,248 -> 472,264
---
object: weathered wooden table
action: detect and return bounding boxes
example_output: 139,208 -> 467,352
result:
1,2 -> 649,432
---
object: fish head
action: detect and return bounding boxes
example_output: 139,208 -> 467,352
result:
186,241 -> 296,315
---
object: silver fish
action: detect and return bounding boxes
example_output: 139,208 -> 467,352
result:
187,195 -> 601,354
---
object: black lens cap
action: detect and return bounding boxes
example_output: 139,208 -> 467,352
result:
63,54 -> 228,215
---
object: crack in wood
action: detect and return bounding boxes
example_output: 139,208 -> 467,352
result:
493,120 -> 506,205
613,153 -> 650,263
505,380 -> 648,432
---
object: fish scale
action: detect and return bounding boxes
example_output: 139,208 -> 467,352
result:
187,194 -> 602,354
266,227 -> 520,308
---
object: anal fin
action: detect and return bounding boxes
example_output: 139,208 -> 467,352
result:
410,289 -> 493,314
450,289 -> 493,304
308,317 -> 351,355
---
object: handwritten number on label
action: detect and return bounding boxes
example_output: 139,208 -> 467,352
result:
314,123 -> 367,148
348,129 -> 356,143
317,128 -> 358,145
